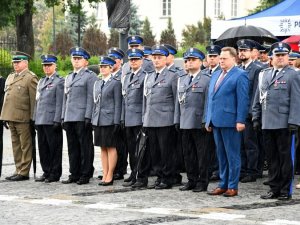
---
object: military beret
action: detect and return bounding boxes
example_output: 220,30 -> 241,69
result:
11,51 -> 31,62
162,44 -> 177,55
127,49 -> 144,59
127,35 -> 143,46
40,54 -> 57,64
184,48 -> 205,60
99,56 -> 116,66
206,45 -> 221,55
108,47 -> 125,59
70,47 -> 90,59
151,45 -> 169,56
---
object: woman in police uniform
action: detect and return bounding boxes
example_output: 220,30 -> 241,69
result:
92,56 -> 122,186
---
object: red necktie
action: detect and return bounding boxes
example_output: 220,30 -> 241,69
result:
214,70 -> 227,91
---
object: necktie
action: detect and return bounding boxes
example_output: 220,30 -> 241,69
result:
214,70 -> 227,91
209,69 -> 212,75
130,73 -> 134,82
14,73 -> 19,80
188,75 -> 193,84
155,72 -> 159,81
44,77 -> 49,85
101,80 -> 105,89
72,72 -> 77,81
272,69 -> 279,79
242,65 -> 246,70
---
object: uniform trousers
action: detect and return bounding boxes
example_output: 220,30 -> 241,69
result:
181,129 -> 209,188
8,121 -> 32,176
64,122 -> 94,179
36,125 -> 63,179
0,123 -> 3,176
114,128 -> 128,175
207,132 -> 218,177
262,129 -> 293,195
241,119 -> 260,177
137,126 -> 176,185
213,127 -> 241,190
125,126 -> 142,177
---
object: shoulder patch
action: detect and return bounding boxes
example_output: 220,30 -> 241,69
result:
113,77 -> 121,81
169,68 -> 176,73
175,66 -> 183,71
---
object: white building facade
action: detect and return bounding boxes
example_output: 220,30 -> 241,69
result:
83,0 -> 260,43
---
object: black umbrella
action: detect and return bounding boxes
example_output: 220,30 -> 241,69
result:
214,25 -> 278,48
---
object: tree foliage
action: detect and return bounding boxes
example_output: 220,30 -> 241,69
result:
129,2 -> 142,35
248,0 -> 283,14
141,17 -> 156,47
160,18 -> 176,47
108,28 -> 119,48
49,29 -> 74,58
181,21 -> 206,48
82,16 -> 108,56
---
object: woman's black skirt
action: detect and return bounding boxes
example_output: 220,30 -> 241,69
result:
94,125 -> 117,147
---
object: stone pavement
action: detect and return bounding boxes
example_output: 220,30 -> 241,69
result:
1,129 -> 300,225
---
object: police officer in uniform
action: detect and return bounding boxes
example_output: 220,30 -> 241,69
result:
122,35 -> 155,77
133,45 -> 177,189
175,48 -> 211,192
61,47 -> 98,185
163,44 -> 186,77
143,46 -> 152,60
252,42 -> 300,200
121,49 -> 147,186
237,39 -> 262,183
34,55 -> 64,183
108,47 -> 127,180
202,45 -> 221,181
1,51 -> 38,181
92,56 -> 122,186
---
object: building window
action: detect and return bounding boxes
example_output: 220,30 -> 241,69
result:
162,0 -> 171,16
231,0 -> 237,17
214,0 -> 221,17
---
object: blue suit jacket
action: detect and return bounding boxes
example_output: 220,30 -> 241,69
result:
205,66 -> 249,128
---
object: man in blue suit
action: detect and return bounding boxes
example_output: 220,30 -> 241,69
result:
206,47 -> 249,197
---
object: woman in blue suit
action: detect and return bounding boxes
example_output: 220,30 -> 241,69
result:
92,56 -> 122,186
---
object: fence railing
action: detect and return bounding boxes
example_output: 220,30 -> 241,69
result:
0,37 -> 17,77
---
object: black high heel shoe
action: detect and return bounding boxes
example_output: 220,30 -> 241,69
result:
98,181 -> 105,186
102,180 -> 114,186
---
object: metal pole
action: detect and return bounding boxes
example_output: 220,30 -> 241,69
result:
77,0 -> 81,47
204,0 -> 206,19
53,6 -> 56,54
119,29 -> 128,63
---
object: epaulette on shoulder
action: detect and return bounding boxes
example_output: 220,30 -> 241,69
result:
261,67 -> 272,72
175,66 -> 183,71
144,58 -> 151,62
287,66 -> 297,71
147,69 -> 155,74
202,73 -> 210,78
169,68 -> 177,73
113,77 -> 121,81
28,70 -> 37,77
126,70 -> 132,76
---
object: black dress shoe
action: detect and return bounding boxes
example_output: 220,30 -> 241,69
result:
132,181 -> 147,189
179,182 -> 196,191
155,182 -> 172,190
5,174 -> 17,181
260,191 -> 279,199
113,173 -> 124,180
209,174 -> 220,181
124,174 -> 135,183
35,176 -> 46,182
278,193 -> 292,201
61,178 -> 79,184
240,176 -> 256,183
10,175 -> 29,181
77,177 -> 90,185
263,180 -> 270,185
97,175 -> 103,180
192,186 -> 207,192
102,180 -> 113,186
45,177 -> 59,183
122,180 -> 136,187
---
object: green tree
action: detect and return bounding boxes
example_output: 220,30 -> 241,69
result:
249,0 -> 283,14
129,2 -> 143,35
141,17 -> 156,46
49,29 -> 74,58
0,0 -> 104,57
108,28 -> 119,48
160,18 -> 176,47
82,15 -> 108,56
181,21 -> 206,48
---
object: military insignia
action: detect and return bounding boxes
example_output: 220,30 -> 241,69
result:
132,36 -> 136,40
132,49 -> 136,53
190,48 -> 194,52
45,55 -> 48,59
279,43 -> 283,48
241,40 -> 245,44
76,47 -> 79,51
211,46 -> 215,51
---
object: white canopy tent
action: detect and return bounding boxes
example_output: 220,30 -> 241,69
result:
211,0 -> 300,40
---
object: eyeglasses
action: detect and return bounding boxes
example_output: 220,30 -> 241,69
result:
42,64 -> 54,67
